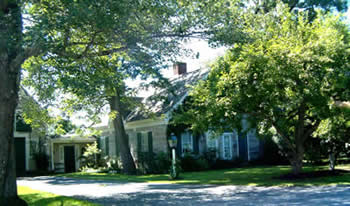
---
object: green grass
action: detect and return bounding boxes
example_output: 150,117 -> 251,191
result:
18,186 -> 100,206
58,165 -> 350,187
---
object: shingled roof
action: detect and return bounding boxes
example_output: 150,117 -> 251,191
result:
126,68 -> 208,122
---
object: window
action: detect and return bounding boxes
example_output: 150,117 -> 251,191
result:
141,132 -> 149,152
137,132 -> 149,153
181,131 -> 193,154
206,132 -> 218,149
222,133 -> 233,160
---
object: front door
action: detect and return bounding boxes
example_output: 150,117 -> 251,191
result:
14,138 -> 26,176
64,146 -> 75,173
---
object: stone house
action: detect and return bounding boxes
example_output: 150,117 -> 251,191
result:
97,63 -> 262,165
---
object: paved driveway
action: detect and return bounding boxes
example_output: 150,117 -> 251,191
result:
17,176 -> 350,206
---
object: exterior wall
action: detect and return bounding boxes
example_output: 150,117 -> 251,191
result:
126,124 -> 168,160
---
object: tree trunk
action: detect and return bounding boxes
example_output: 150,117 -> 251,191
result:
0,3 -> 28,205
329,153 -> 336,171
290,150 -> 303,175
109,90 -> 137,175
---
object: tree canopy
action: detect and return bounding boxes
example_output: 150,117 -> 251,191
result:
176,5 -> 350,174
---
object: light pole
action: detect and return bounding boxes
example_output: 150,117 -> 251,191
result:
168,133 -> 178,179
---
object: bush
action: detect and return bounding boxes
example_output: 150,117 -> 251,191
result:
180,153 -> 209,172
137,152 -> 173,174
34,152 -> 49,171
261,136 -> 289,165
79,142 -> 101,170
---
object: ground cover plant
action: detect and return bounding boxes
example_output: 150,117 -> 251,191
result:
18,186 -> 99,206
59,165 -> 350,187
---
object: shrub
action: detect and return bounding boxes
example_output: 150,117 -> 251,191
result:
34,152 -> 49,171
180,153 -> 209,172
137,152 -> 173,174
79,142 -> 101,169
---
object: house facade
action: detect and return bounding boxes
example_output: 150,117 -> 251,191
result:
98,63 -> 262,165
14,88 -> 48,175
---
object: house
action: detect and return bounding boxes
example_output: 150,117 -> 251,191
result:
97,63 -> 262,165
14,88 -> 48,175
49,134 -> 96,173
15,88 -> 96,174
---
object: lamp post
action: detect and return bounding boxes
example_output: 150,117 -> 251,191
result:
168,133 -> 178,179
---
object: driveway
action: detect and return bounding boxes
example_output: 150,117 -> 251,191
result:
17,176 -> 350,206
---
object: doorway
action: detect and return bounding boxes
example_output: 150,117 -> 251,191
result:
64,146 -> 76,173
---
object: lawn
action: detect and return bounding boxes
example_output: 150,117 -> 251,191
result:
18,186 -> 100,206
58,164 -> 350,187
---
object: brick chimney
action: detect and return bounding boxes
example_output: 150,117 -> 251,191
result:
173,62 -> 187,75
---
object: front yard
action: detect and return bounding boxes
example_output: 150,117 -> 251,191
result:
58,164 -> 350,187
18,186 -> 99,206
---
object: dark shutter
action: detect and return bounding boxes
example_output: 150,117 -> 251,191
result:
193,134 -> 199,154
238,132 -> 248,161
176,133 -> 182,156
148,132 -> 153,154
137,132 -> 142,155
106,137 -> 109,156
97,137 -> 102,149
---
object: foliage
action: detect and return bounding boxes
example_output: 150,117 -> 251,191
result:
18,186 -> 99,206
137,152 -> 180,175
314,108 -> 350,169
80,142 -> 101,169
176,4 -> 350,174
180,153 -> 209,172
59,164 -> 350,186
33,153 -> 49,172
260,133 -> 290,165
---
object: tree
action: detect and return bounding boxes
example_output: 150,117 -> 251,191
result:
0,0 -> 199,203
22,0 -> 200,175
315,108 -> 350,171
179,5 -> 350,174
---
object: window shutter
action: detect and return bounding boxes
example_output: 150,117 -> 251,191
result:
148,131 -> 153,154
193,135 -> 199,154
137,133 -> 142,155
106,137 -> 109,156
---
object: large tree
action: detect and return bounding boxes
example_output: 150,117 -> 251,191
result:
22,0 -> 200,175
0,0 -> 199,203
179,5 -> 350,174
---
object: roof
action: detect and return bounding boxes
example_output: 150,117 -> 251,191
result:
126,68 -> 209,122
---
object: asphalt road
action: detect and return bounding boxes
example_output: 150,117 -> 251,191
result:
17,176 -> 350,206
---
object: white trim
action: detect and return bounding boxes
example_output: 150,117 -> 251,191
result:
51,142 -> 54,171
125,118 -> 167,129
247,131 -> 250,161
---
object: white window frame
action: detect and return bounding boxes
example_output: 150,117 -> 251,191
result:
181,131 -> 193,155
221,133 -> 233,160
206,131 -> 218,150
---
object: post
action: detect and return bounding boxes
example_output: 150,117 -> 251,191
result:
172,148 -> 176,176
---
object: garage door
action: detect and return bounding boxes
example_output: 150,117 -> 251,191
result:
15,137 -> 26,176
